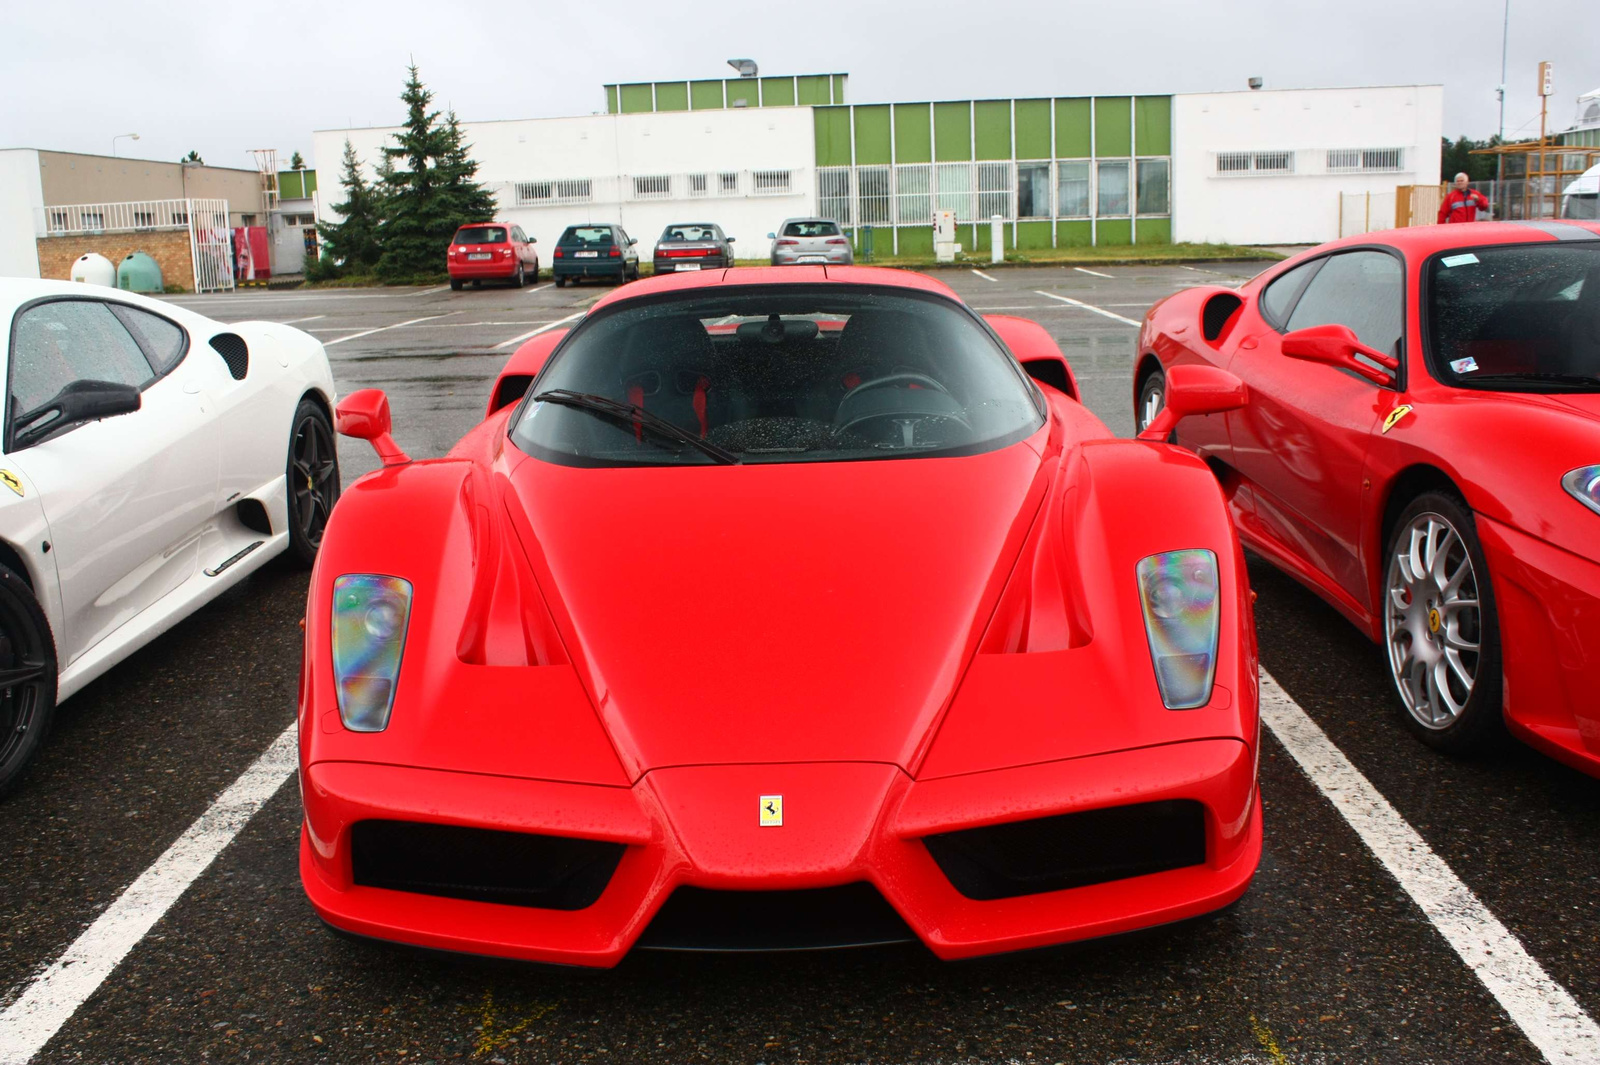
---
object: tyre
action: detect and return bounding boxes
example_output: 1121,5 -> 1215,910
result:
1382,491 -> 1503,753
511,262 -> 524,288
1136,367 -> 1166,435
530,261 -> 539,283
555,275 -> 567,288
449,279 -> 463,292
0,564 -> 57,801
286,396 -> 340,568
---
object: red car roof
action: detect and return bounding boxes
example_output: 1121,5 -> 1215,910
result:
1290,220 -> 1600,261
587,264 -> 962,314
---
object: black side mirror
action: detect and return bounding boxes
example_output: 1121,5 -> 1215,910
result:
727,236 -> 736,242
13,379 -> 142,449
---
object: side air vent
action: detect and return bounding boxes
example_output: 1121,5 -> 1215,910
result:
491,373 -> 534,413
209,333 -> 249,380
924,799 -> 1207,901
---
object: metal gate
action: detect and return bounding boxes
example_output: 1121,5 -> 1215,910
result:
187,199 -> 235,293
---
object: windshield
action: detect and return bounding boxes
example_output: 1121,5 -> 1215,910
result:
562,227 -> 613,245
1428,244 -> 1600,390
454,227 -> 505,244
663,225 -> 718,242
783,221 -> 840,238
510,286 -> 1043,467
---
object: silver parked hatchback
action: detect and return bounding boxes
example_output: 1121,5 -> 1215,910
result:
768,217 -> 854,266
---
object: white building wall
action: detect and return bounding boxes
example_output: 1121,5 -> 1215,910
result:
1172,85 -> 1443,246
312,107 -> 817,255
0,150 -> 44,278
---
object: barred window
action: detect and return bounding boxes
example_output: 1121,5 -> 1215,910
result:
719,171 -> 739,193
49,210 -> 68,231
134,210 -> 156,228
515,179 -> 592,204
936,163 -> 973,219
977,162 -> 1012,219
895,164 -> 931,224
858,166 -> 892,225
1327,148 -> 1404,172
752,169 -> 792,194
818,168 -> 851,224
1215,151 -> 1294,175
689,173 -> 708,196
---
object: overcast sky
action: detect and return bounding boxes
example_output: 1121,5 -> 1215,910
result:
2,0 -> 1595,172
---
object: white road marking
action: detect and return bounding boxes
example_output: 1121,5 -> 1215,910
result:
493,310 -> 586,350
1073,266 -> 1115,278
414,284 -> 452,295
0,724 -> 297,1065
969,305 -> 1060,311
1260,671 -> 1600,1065
324,312 -> 456,347
1033,290 -> 1142,327
969,269 -> 999,282
280,314 -> 325,325
522,283 -> 551,295
163,291 -> 409,304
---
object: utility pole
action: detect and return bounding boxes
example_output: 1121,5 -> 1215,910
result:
1496,0 -> 1509,190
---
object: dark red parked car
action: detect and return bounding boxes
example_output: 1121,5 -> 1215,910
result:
448,222 -> 539,290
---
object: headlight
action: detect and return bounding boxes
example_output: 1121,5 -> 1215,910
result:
331,574 -> 413,732
1563,465 -> 1600,516
1136,549 -> 1220,710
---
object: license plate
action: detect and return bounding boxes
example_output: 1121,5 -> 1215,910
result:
798,255 -> 827,263
575,251 -> 598,258
467,252 -> 491,260
675,263 -> 701,271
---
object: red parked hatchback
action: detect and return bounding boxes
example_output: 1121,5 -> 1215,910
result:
447,222 -> 539,290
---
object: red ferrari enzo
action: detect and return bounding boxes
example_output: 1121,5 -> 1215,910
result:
1136,220 -> 1600,775
300,266 -> 1261,966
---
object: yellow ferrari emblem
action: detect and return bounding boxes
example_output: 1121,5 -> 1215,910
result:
759,795 -> 784,827
0,470 -> 21,497
1428,608 -> 1441,634
1381,405 -> 1414,434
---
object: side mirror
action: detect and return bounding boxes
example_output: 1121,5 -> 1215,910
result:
1138,365 -> 1247,441
336,388 -> 410,466
13,379 -> 141,449
727,236 -> 736,242
529,236 -> 537,243
628,237 -> 638,246
1280,323 -> 1398,385
766,232 -> 776,240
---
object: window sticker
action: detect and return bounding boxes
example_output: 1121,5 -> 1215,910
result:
1440,253 -> 1480,268
1450,357 -> 1478,373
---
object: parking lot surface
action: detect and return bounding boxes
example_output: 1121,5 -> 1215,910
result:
2,265 -> 1597,1064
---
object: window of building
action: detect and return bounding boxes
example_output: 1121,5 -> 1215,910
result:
1056,161 -> 1090,218
689,173 -> 708,196
633,175 -> 672,198
517,179 -> 593,205
818,169 -> 852,224
82,211 -> 105,231
134,211 -> 156,228
1216,151 -> 1295,175
239,214 -> 257,226
1327,148 -> 1405,172
719,171 -> 739,193
1097,160 -> 1130,216
977,162 -> 1012,219
895,165 -> 931,224
936,163 -> 972,219
1017,163 -> 1051,218
1136,159 -> 1170,215
858,166 -> 892,225
752,169 -> 792,195
48,210 -> 68,232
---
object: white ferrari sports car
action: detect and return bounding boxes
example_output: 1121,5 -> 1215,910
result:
0,279 -> 338,795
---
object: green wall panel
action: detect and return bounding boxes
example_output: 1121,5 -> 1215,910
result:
897,226 -> 932,257
893,103 -> 932,163
1135,217 -> 1172,244
833,74 -> 846,102
619,84 -> 653,114
814,107 -> 854,168
1095,96 -> 1132,157
934,102 -> 972,161
1054,98 -> 1091,157
853,105 -> 891,165
1057,220 -> 1093,247
1014,99 -> 1052,160
690,80 -> 724,109
1097,218 -> 1132,246
1016,220 -> 1052,250
796,75 -> 831,105
606,85 -> 619,114
760,77 -> 795,107
304,170 -> 317,195
654,82 -> 688,112
726,80 -> 758,108
1134,96 -> 1172,156
973,221 -> 992,254
278,172 -> 303,199
974,100 -> 1012,160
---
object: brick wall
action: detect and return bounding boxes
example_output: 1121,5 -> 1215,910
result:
34,230 -> 195,292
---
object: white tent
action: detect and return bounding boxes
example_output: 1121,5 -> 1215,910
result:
1562,163 -> 1600,219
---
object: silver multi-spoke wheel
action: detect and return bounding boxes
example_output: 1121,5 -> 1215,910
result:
1384,511 -> 1483,730
1137,372 -> 1165,434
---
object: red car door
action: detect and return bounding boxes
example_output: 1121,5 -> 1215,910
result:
1225,249 -> 1406,619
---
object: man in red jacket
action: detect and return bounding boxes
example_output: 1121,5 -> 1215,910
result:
1438,172 -> 1491,223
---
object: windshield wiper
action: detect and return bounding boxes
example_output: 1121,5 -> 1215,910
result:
1464,372 -> 1600,388
532,389 -> 740,465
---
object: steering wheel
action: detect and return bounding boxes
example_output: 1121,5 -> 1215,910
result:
839,372 -> 951,402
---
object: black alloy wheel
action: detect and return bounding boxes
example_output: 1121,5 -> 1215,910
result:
0,565 -> 57,800
287,397 -> 341,566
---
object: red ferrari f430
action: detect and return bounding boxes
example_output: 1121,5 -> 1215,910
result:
300,266 -> 1261,965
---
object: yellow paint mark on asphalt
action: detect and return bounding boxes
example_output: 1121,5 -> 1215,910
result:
469,990 -> 557,1058
1250,1013 -> 1289,1064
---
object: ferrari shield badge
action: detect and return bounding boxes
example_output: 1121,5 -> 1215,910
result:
1381,405 -> 1414,434
0,470 -> 22,497
759,795 -> 784,827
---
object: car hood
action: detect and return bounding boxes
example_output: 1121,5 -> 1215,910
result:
504,440 -> 1047,774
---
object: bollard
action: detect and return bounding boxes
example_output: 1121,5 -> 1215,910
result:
990,215 -> 1004,264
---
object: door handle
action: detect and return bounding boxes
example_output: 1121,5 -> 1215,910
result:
182,378 -> 203,394
1238,335 -> 1259,351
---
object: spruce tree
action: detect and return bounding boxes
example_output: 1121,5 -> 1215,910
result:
436,111 -> 499,224
316,139 -> 382,273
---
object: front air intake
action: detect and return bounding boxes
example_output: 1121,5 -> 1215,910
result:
923,800 -> 1207,901
637,883 -> 914,951
350,820 -> 624,910
209,333 -> 249,379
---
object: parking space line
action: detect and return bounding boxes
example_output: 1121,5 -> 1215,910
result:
493,310 -> 586,350
324,312 -> 457,347
969,269 -> 999,282
1073,266 -> 1115,279
1032,290 -> 1141,327
1260,671 -> 1600,1065
523,283 -> 551,295
0,725 -> 297,1065
280,314 -> 326,325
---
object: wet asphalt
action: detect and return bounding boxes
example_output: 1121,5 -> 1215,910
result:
1,264 -> 1594,1063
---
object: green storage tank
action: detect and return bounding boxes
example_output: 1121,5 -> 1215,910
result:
117,252 -> 164,294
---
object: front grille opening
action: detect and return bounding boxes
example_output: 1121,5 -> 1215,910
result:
923,800 -> 1206,901
637,882 -> 915,951
209,333 -> 249,379
350,820 -> 624,911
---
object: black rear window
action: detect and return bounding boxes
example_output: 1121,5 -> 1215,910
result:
561,227 -> 614,245
454,226 -> 506,244
783,221 -> 840,238
662,225 -> 718,242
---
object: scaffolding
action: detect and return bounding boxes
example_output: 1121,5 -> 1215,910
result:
1469,143 -> 1600,220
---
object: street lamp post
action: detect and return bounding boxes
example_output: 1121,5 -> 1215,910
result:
111,133 -> 140,157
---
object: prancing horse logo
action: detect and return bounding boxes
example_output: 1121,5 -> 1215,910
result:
759,795 -> 783,827
0,470 -> 22,497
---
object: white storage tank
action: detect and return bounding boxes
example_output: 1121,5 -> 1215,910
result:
70,252 -> 116,287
